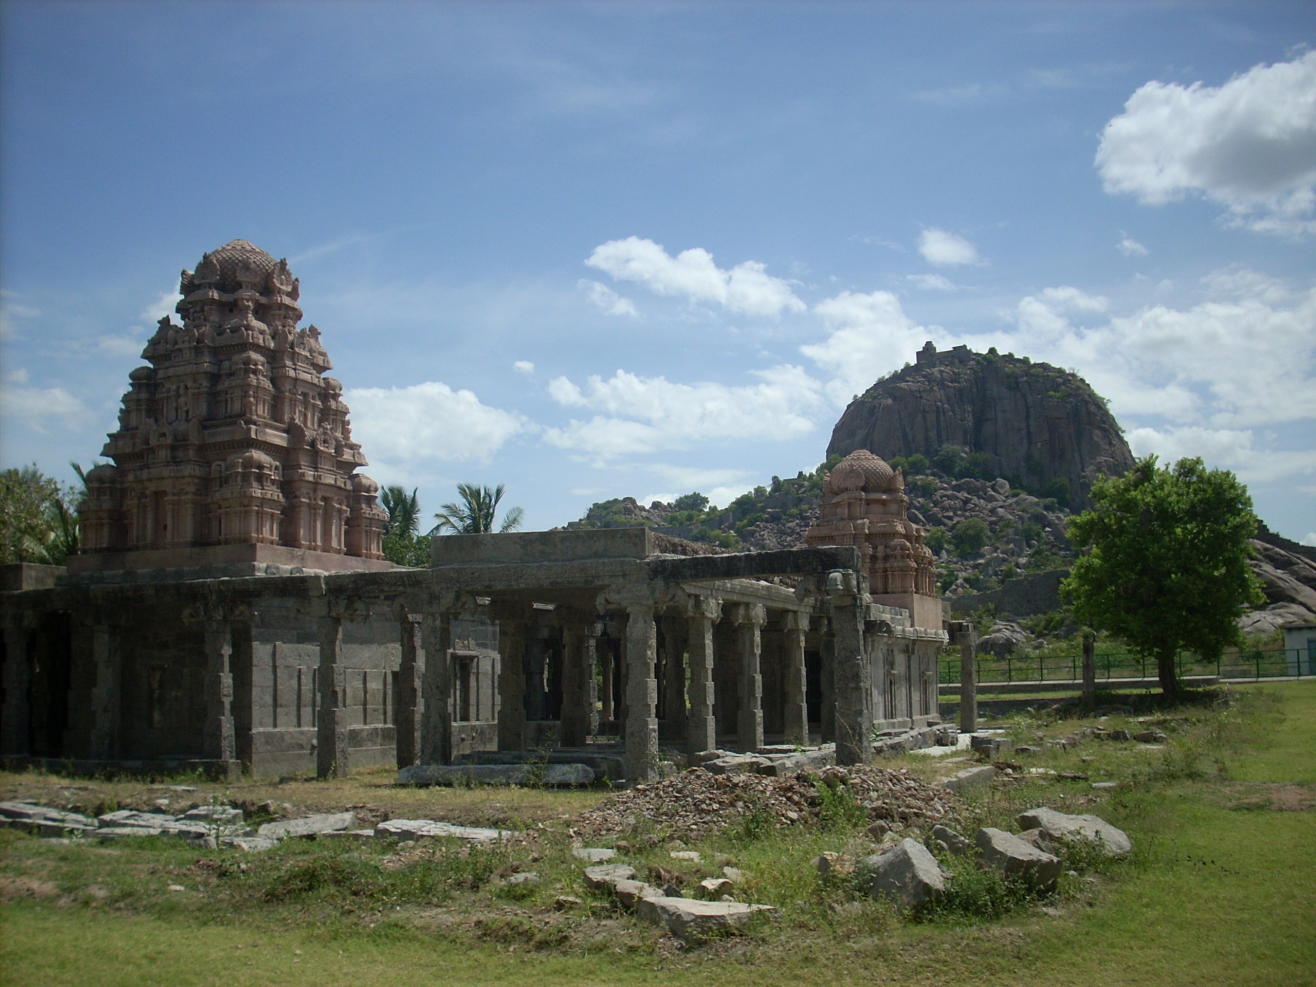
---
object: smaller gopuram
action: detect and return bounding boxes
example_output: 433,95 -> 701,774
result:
74,240 -> 388,574
804,449 -> 941,629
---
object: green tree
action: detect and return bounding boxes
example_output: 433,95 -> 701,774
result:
1061,456 -> 1263,695
951,517 -> 990,556
671,491 -> 710,513
0,466 -> 80,565
433,483 -> 524,534
379,486 -> 420,537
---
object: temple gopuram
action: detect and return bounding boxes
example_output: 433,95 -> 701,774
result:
74,239 -> 387,575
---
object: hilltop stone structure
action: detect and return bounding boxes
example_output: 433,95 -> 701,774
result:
0,241 -> 948,783
75,239 -> 388,575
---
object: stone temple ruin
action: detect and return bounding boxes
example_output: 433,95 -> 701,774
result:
1,240 -> 952,783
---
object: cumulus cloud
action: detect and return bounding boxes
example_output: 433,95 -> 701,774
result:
1126,425 -> 1316,486
1096,51 -> 1316,235
579,279 -> 638,317
544,365 -> 824,462
513,360 -> 535,375
1117,235 -> 1148,257
585,237 -> 805,316
802,290 -> 936,405
0,376 -> 89,432
905,273 -> 958,292
918,228 -> 982,267
141,289 -> 180,325
345,381 -> 526,466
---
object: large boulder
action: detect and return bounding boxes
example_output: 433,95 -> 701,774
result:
1016,807 -> 1132,857
634,896 -> 776,941
974,827 -> 1062,892
855,838 -> 947,910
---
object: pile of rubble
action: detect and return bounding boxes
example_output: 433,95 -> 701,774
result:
571,765 -> 962,842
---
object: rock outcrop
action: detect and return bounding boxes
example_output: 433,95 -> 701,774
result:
827,343 -> 1134,509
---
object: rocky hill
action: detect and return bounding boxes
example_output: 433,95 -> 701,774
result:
827,342 -> 1134,509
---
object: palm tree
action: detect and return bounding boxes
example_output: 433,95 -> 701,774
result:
379,485 -> 420,538
432,483 -> 524,534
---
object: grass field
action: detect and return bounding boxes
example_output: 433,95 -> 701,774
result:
2,681 -> 1313,985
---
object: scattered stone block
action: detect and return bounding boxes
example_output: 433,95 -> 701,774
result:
258,812 -> 357,840
701,755 -> 772,776
930,824 -> 971,855
970,735 -> 1014,758
612,878 -> 664,909
505,872 -> 540,885
583,863 -> 637,889
1091,781 -> 1118,790
181,805 -> 244,826
572,847 -> 616,863
1134,730 -> 1168,744
554,895 -> 584,911
855,838 -> 947,910
1016,807 -> 1132,857
669,850 -> 701,862
974,827 -> 1061,892
373,819 -> 509,842
634,896 -> 776,941
940,764 -> 997,795
698,877 -> 735,897
223,836 -> 280,853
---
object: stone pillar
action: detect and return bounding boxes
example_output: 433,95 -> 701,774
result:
957,621 -> 978,734
819,619 -> 835,742
89,619 -> 121,761
620,594 -> 659,783
202,618 -> 236,765
782,611 -> 809,746
317,611 -> 348,778
420,607 -> 453,765
1082,629 -> 1096,706
659,614 -> 688,739
1,616 -> 32,756
496,612 -> 528,751
395,611 -> 423,767
560,616 -> 597,747
829,574 -> 871,765
684,595 -> 720,755
732,603 -> 766,753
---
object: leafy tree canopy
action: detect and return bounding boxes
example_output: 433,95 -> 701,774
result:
433,483 -> 524,535
0,465 -> 81,565
1061,456 -> 1263,694
379,485 -> 420,539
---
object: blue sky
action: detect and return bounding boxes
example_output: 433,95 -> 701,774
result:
2,1 -> 1314,543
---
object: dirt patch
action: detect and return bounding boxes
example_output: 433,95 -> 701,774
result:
0,873 -> 61,903
1216,782 -> 1315,812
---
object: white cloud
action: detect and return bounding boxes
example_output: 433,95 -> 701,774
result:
1117,235 -> 1148,257
0,377 -> 90,432
513,360 -> 535,375
585,237 -> 805,316
95,334 -> 147,357
918,228 -> 982,267
544,365 -> 824,462
802,290 -> 935,404
905,273 -> 958,292
579,279 -> 638,317
140,289 -> 180,325
1303,532 -> 1316,547
1096,51 -> 1316,235
1126,425 -> 1316,485
345,381 -> 526,466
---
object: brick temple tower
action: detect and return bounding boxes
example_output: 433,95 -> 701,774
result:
804,449 -> 942,627
74,239 -> 388,574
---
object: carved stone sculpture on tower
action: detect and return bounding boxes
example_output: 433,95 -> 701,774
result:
75,239 -> 388,574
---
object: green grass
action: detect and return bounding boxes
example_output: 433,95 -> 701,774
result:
3,682 -> 1314,985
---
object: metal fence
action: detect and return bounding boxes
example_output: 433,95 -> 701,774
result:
938,646 -> 1316,687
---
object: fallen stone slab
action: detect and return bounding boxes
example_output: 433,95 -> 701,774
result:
455,749 -> 626,781
374,818 -> 511,842
181,805 -> 244,826
754,748 -> 836,776
317,829 -> 377,841
856,838 -> 947,910
931,824 -> 971,855
398,762 -> 594,787
583,863 -> 638,889
92,825 -> 167,840
3,817 -> 96,838
698,877 -> 735,898
0,801 -> 97,829
222,836 -> 280,853
970,736 -> 1014,759
1016,807 -> 1132,857
940,765 -> 997,796
257,812 -> 357,840
669,850 -> 701,862
98,810 -> 211,839
701,755 -> 772,776
612,878 -> 664,909
635,896 -> 776,941
975,827 -> 1062,892
572,847 -> 616,863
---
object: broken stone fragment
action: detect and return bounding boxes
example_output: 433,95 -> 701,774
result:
855,838 -> 947,910
974,827 -> 1062,892
1016,807 -> 1132,857
939,764 -> 997,796
930,824 -> 971,855
698,877 -> 735,898
583,863 -> 638,889
634,896 -> 777,942
571,847 -> 616,863
257,812 -> 357,840
372,819 -> 509,842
